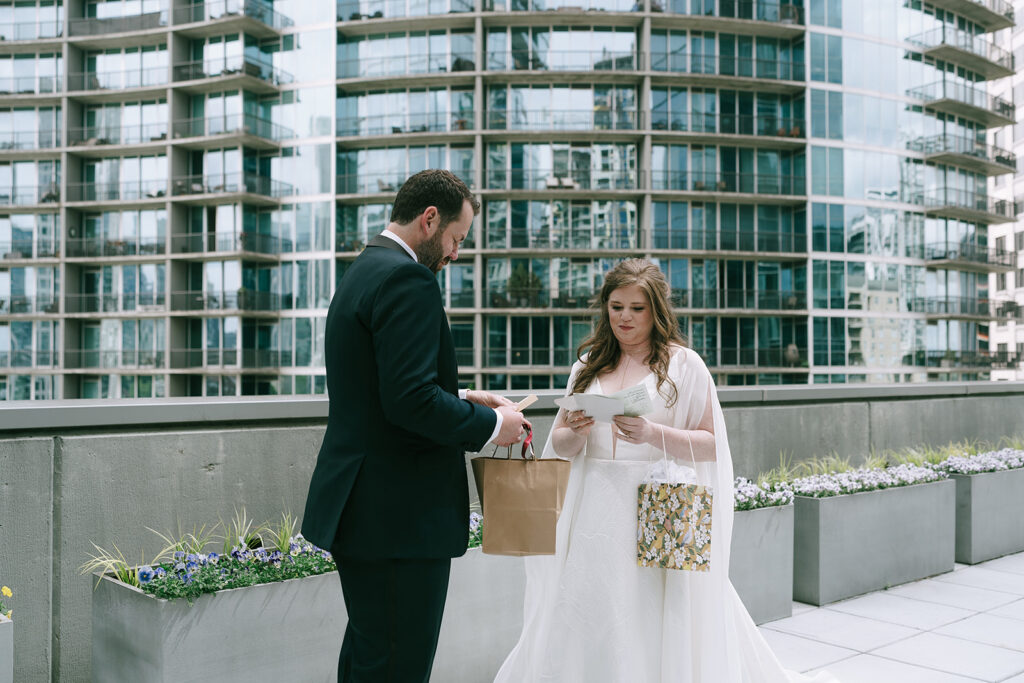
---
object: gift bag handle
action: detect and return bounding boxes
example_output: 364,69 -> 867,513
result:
489,426 -> 535,461
653,423 -> 696,471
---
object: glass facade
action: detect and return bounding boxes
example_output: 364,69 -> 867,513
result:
0,0 -> 1018,399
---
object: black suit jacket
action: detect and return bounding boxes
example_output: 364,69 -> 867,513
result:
301,234 -> 496,559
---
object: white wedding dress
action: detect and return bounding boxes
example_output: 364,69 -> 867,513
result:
494,348 -> 839,683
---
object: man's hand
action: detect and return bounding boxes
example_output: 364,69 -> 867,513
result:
466,390 -> 516,409
494,405 -> 532,447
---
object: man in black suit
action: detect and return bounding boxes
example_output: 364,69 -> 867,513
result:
302,170 -> 530,683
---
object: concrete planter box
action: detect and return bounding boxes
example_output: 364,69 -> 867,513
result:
952,468 -> 1024,564
91,550 -> 525,683
730,504 -> 793,624
0,615 -> 11,683
793,479 -> 955,605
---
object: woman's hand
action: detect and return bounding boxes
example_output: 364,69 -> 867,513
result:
565,410 -> 595,439
612,415 -> 659,446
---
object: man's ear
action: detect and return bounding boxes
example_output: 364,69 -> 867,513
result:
421,206 -> 440,237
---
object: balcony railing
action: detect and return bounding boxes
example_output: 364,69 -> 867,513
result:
486,168 -> 637,191
650,112 -> 804,138
651,171 -> 805,196
172,57 -> 292,86
339,0 -> 473,21
0,185 -> 60,205
169,347 -> 289,367
497,346 -> 575,366
68,123 -> 169,146
171,231 -> 284,255
906,349 -> 1020,368
906,80 -> 1014,122
0,294 -> 59,314
673,288 -> 806,310
174,0 -> 293,30
919,188 -> 1015,222
68,10 -> 168,36
652,228 -> 807,252
64,292 -> 165,313
172,114 -> 293,142
994,300 -> 1024,321
0,130 -> 62,151
488,109 -> 640,131
0,20 -> 63,41
67,67 -> 167,91
64,348 -> 165,369
337,111 -> 474,136
917,241 -> 1016,269
337,53 -> 477,79
656,0 -> 803,24
0,76 -> 60,95
907,26 -> 1013,73
338,170 -> 475,194
650,53 -> 804,81
170,289 -> 281,311
907,133 -> 1016,172
488,50 -> 640,72
483,0 -> 636,11
65,237 -> 165,257
908,296 -> 993,317
66,179 -> 167,202
0,240 -> 59,258
171,172 -> 293,199
697,346 -> 808,368
0,349 -> 60,368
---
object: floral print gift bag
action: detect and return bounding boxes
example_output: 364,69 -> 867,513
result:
637,427 -> 713,572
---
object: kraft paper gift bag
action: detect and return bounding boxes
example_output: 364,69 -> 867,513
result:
636,428 -> 713,572
471,429 -> 571,556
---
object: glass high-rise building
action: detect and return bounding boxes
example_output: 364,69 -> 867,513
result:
0,0 -> 1018,400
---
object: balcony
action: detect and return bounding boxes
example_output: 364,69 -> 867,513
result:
919,188 -> 1015,224
482,0 -> 635,12
654,1 -> 803,38
174,0 -> 294,38
0,75 -> 60,96
907,134 -> 1015,176
0,294 -> 59,314
993,300 -> 1024,322
169,347 -> 289,368
500,346 -> 575,366
172,114 -> 293,150
908,296 -> 994,319
64,292 -> 165,313
338,111 -> 474,138
67,67 -> 167,94
337,53 -> 477,81
65,237 -> 165,258
906,349 -> 1020,368
172,57 -> 292,94
170,289 -> 281,312
0,19 -> 63,42
68,10 -> 168,37
704,345 -> 807,368
64,348 -> 165,369
68,122 -> 169,150
486,109 -> 640,133
487,50 -> 640,74
0,239 -> 59,259
484,168 -> 637,192
0,184 -> 60,206
0,130 -> 62,152
651,228 -> 806,253
338,170 -> 475,195
485,227 -> 636,250
673,288 -> 807,311
650,53 -> 804,90
907,27 -> 1013,79
923,0 -> 1013,31
66,179 -> 167,203
919,241 -> 1016,273
651,171 -> 805,197
170,172 -> 293,205
906,80 -> 1014,127
0,349 -> 59,367
171,231 -> 284,257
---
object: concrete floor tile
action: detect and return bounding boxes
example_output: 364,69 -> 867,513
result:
807,654 -> 983,683
762,608 -> 919,653
872,633 -> 1024,682
936,613 -> 1024,652
979,554 -> 1024,577
989,599 -> 1024,622
885,578 -> 1020,611
757,627 -> 857,673
933,567 -> 1024,596
826,592 -> 974,630
1001,673 -> 1024,682
792,601 -> 817,616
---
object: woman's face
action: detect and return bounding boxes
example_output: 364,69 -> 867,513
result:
607,283 -> 654,348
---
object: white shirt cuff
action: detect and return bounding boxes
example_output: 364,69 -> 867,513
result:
459,389 -> 468,400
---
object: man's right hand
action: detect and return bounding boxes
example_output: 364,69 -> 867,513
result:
494,405 -> 532,447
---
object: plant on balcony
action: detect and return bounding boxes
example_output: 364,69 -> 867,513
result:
506,263 -> 543,306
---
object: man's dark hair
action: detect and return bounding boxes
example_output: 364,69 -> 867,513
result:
390,169 -> 480,228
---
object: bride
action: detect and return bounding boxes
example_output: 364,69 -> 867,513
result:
494,259 -> 838,683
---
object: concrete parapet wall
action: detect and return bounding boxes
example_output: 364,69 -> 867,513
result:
1,382 -> 1023,682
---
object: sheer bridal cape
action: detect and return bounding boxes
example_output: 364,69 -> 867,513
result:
494,348 -> 839,683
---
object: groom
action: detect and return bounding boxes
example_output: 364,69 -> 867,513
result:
301,170 -> 530,682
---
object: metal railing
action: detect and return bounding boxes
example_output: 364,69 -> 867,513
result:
338,170 -> 475,194
0,130 -> 62,150
917,241 -> 1016,269
908,296 -> 993,316
696,346 -> 807,368
0,294 -> 59,314
651,112 -> 804,138
68,10 -> 167,36
483,0 -> 636,11
337,53 -> 477,79
171,172 -> 293,199
172,57 -> 292,86
907,26 -> 1013,71
0,76 -> 60,94
68,122 -> 168,146
485,168 -> 637,191
64,292 -> 165,313
671,288 -> 806,309
170,289 -> 281,311
66,179 -> 167,202
487,50 -> 640,72
906,349 -> 1020,368
494,346 -> 575,366
0,349 -> 60,367
908,133 -> 1016,171
64,348 -> 165,369
337,111 -> 474,136
172,114 -> 292,142
174,0 -> 293,29
0,185 -> 60,205
0,20 -> 63,41
651,171 -> 805,196
994,300 -> 1024,321
0,240 -> 59,258
654,0 -> 804,24
485,228 -> 636,250
170,231 -> 284,255
907,80 -> 1015,121
651,228 -> 806,252
948,0 -> 1014,23
919,188 -> 1015,220
67,67 -> 167,91
169,347 -> 289,367
66,237 -> 165,257
487,109 -> 640,131
650,53 -> 803,81
338,0 -> 473,20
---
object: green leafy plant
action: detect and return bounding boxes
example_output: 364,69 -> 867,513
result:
220,507 -> 263,554
261,511 -> 298,555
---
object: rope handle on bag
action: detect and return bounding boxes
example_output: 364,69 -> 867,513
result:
654,423 -> 697,471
